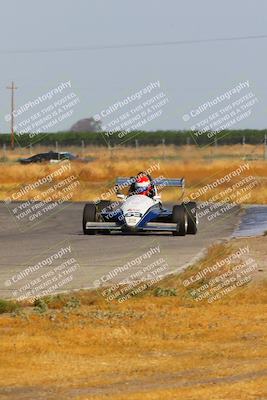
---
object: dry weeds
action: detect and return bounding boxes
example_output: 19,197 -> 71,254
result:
0,237 -> 266,399
0,145 -> 266,203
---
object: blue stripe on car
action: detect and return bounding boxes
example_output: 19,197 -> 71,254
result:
137,207 -> 162,228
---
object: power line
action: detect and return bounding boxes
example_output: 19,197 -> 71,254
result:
1,33 -> 267,54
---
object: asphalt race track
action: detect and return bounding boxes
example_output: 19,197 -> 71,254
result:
0,202 -> 241,300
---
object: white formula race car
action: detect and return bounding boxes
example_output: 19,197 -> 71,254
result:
83,177 -> 198,236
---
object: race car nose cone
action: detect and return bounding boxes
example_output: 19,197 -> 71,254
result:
125,215 -> 141,227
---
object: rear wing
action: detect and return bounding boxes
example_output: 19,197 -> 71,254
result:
152,178 -> 185,188
116,177 -> 185,189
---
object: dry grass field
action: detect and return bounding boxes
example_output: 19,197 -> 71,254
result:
0,237 -> 266,399
0,144 -> 266,398
0,144 -> 267,204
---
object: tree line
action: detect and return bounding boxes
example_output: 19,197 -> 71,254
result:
0,129 -> 266,147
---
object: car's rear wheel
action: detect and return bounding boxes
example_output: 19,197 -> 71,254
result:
185,202 -> 198,234
172,204 -> 187,236
83,203 -> 97,235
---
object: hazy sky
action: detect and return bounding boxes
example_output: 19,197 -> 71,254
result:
0,0 -> 266,133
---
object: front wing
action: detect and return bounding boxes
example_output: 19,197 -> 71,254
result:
85,221 -> 177,232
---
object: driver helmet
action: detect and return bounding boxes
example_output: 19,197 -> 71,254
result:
135,176 -> 152,196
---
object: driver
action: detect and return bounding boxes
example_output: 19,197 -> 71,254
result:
129,172 -> 156,198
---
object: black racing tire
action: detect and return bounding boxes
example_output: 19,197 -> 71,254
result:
83,203 -> 97,235
184,202 -> 198,234
172,204 -> 187,236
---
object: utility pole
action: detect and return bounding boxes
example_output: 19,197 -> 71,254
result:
81,140 -> 85,155
6,81 -> 18,150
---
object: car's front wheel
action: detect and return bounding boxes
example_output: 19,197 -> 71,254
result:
172,204 -> 187,236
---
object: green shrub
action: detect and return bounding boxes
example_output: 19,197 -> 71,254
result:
0,299 -> 20,314
33,298 -> 48,313
64,297 -> 81,310
154,287 -> 177,297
